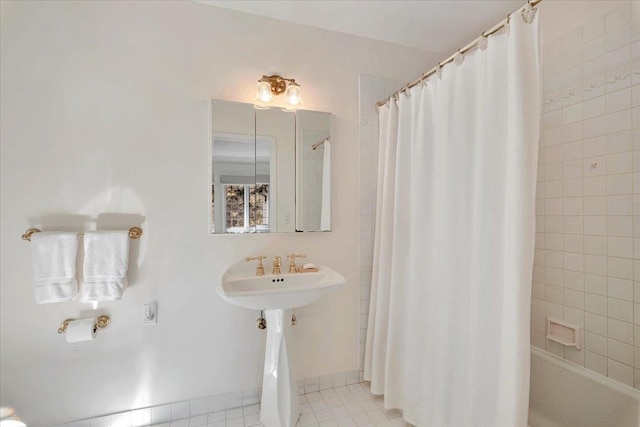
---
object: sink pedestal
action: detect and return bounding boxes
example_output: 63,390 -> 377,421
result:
260,308 -> 299,427
219,263 -> 346,426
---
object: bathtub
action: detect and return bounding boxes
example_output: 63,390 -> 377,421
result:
529,346 -> 640,427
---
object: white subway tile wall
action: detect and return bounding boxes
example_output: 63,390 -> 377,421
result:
535,3 -> 640,389
358,75 -> 403,374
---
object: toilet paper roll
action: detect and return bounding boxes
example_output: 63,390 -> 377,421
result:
65,318 -> 97,343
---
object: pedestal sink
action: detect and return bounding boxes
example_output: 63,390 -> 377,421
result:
218,261 -> 346,427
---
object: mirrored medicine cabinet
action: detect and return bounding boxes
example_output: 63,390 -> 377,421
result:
210,100 -> 331,234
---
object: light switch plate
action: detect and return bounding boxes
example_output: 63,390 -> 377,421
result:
144,300 -> 158,325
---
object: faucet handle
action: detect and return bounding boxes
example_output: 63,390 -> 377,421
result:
246,256 -> 267,276
286,253 -> 308,273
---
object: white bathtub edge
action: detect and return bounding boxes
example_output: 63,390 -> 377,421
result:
530,346 -> 639,400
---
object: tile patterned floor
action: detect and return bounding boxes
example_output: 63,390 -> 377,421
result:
180,383 -> 411,427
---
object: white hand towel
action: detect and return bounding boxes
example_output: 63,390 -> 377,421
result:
30,231 -> 79,304
82,230 -> 130,301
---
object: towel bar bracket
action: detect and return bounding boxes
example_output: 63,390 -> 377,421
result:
57,318 -> 75,334
128,227 -> 143,239
21,228 -> 40,241
22,227 -> 143,242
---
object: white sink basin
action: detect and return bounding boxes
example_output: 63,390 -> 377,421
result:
220,265 -> 346,310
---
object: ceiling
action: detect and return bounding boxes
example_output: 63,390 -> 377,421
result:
197,0 -> 628,53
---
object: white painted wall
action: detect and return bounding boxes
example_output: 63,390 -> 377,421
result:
0,1 -> 439,425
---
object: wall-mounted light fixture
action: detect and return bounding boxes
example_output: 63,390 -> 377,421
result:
0,408 -> 26,427
255,75 -> 302,110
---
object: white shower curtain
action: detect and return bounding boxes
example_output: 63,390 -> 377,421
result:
364,11 -> 540,427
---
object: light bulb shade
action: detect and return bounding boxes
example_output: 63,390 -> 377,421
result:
0,408 -> 26,427
256,81 -> 273,103
285,83 -> 302,106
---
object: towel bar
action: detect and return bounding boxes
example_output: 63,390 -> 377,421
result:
58,315 -> 110,334
21,227 -> 143,242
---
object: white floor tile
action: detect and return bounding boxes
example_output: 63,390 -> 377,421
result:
225,417 -> 244,427
300,412 -> 318,426
329,406 -> 349,419
310,400 -> 329,411
320,389 -> 338,399
335,417 -> 356,427
334,387 -> 351,396
306,392 -> 323,402
314,409 -> 334,422
180,382 -> 411,427
345,402 -> 364,415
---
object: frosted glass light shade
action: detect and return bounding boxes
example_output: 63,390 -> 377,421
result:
0,408 -> 26,427
285,83 -> 302,106
256,81 -> 273,103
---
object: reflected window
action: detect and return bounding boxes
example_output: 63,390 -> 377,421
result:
213,183 -> 270,233
251,184 -> 270,230
225,185 -> 246,229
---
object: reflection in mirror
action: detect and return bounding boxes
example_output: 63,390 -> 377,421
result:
210,100 -> 331,234
297,111 -> 331,231
256,108 -> 295,233
212,133 -> 274,233
211,101 -> 256,234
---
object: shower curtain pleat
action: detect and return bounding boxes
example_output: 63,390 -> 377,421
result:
364,11 -> 541,427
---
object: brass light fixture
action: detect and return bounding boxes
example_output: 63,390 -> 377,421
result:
255,75 -> 302,110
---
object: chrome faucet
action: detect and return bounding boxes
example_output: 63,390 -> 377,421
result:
287,253 -> 308,274
272,256 -> 282,275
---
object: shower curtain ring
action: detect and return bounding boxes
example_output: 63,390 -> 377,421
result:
521,1 -> 537,24
454,51 -> 465,65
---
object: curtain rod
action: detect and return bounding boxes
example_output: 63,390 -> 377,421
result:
376,0 -> 542,108
312,138 -> 329,150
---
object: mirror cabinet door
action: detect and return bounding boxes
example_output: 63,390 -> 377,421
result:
211,100 -> 331,234
296,110 -> 331,232
255,108 -> 296,233
211,101 -> 256,234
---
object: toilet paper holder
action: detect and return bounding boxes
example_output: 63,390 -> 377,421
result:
58,315 -> 110,334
